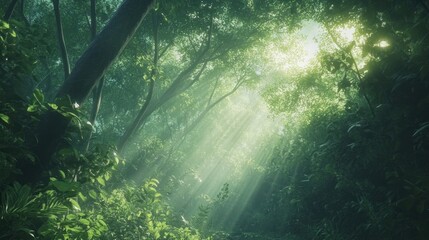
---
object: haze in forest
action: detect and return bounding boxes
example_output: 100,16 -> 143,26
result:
1,0 -> 428,239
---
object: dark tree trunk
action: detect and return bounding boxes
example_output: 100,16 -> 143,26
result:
52,0 -> 70,79
57,0 -> 154,103
21,0 -> 155,185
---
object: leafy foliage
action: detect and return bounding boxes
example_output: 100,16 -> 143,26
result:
1,0 -> 429,239
93,179 -> 203,240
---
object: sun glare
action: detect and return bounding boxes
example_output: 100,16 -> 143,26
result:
298,40 -> 319,68
337,26 -> 356,42
376,40 -> 390,48
269,21 -> 323,72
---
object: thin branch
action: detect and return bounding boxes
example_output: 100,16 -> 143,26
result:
117,11 -> 160,152
90,0 -> 96,39
86,0 -> 102,151
207,77 -> 220,107
119,15 -> 215,147
166,14 -> 213,96
186,59 -> 208,89
159,39 -> 174,59
52,0 -> 71,79
117,78 -> 155,152
167,74 -> 247,159
187,34 -> 198,53
3,0 -> 19,21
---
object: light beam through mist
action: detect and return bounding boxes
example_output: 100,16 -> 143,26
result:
132,88 -> 283,231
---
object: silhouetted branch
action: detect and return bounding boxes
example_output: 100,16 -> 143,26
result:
3,0 -> 18,21
52,0 -> 70,79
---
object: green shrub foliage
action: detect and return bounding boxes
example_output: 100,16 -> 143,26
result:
1,0 -> 429,239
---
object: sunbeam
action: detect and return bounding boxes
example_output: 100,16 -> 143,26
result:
133,89 -> 282,229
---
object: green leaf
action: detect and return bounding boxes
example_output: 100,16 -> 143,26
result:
67,226 -> 83,233
51,180 -> 75,192
96,177 -> 105,186
79,218 -> 90,226
58,170 -> 66,179
33,89 -> 44,103
104,172 -> 111,181
1,21 -> 10,28
66,214 -> 77,220
0,113 -> 9,124
16,227 -> 35,238
48,103 -> 58,110
88,229 -> 94,239
69,198 -> 81,211
88,190 -> 97,199
25,154 -> 36,163
78,192 -> 87,202
27,104 -> 38,112
1,21 -> 10,29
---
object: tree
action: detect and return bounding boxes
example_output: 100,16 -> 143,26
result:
2,0 -> 429,239
115,0 -> 277,152
22,0 -> 155,184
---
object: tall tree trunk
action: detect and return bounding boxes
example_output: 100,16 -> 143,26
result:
52,0 -> 70,79
22,0 -> 155,185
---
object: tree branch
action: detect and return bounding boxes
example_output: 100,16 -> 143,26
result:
86,0 -> 103,151
158,39 -> 174,59
207,77 -> 220,107
3,0 -> 19,21
24,0 -> 155,185
117,11 -> 160,152
52,0 -> 71,79
117,15 -> 215,150
166,74 -> 247,160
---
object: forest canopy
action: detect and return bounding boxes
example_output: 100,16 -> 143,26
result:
1,0 -> 429,239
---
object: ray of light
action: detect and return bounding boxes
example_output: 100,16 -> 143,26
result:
133,89 -> 283,230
